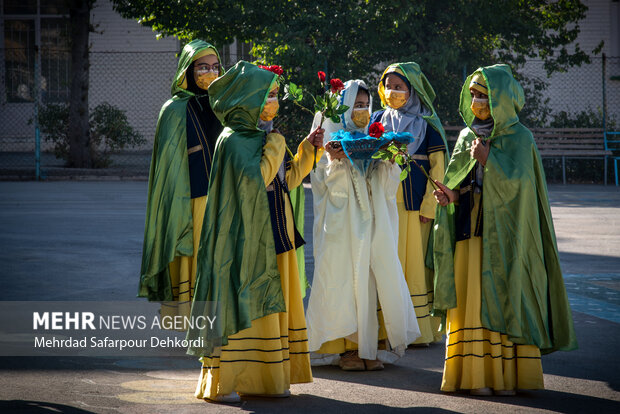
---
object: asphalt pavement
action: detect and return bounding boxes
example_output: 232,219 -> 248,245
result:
0,181 -> 619,413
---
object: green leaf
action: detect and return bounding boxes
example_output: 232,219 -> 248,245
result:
330,115 -> 340,123
336,105 -> 349,115
399,170 -> 408,181
374,150 -> 392,160
395,154 -> 405,165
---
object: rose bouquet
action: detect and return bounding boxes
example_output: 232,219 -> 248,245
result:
283,71 -> 350,170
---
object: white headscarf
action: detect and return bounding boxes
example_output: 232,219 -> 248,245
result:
312,79 -> 373,144
381,89 -> 430,155
311,79 -> 373,171
340,79 -> 373,133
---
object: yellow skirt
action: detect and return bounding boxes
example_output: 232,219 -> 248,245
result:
161,196 -> 207,321
441,233 -> 544,392
397,187 -> 443,344
195,248 -> 313,399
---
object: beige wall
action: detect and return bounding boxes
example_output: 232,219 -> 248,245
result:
519,0 -> 620,125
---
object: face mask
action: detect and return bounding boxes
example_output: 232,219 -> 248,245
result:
351,108 -> 370,128
260,97 -> 279,121
195,70 -> 218,90
385,89 -> 408,109
471,97 -> 491,120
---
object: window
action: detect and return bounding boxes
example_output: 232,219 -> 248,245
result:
1,1 -> 70,103
4,20 -> 35,102
41,18 -> 70,102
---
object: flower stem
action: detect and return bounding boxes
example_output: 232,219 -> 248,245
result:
409,157 -> 439,190
293,100 -> 316,116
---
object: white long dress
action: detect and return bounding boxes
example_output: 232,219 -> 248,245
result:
305,80 -> 420,363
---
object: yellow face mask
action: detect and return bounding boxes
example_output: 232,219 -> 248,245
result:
471,97 -> 491,120
385,89 -> 408,109
195,70 -> 218,90
351,108 -> 370,128
260,97 -> 279,121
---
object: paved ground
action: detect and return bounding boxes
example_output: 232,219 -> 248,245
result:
0,181 -> 619,413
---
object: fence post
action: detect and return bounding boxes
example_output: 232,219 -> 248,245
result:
602,53 -> 607,185
34,45 -> 41,181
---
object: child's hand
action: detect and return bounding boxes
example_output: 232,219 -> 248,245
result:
306,127 -> 325,148
471,138 -> 490,166
433,180 -> 458,206
325,141 -> 347,160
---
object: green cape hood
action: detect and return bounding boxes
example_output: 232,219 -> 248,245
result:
187,61 -> 285,356
139,40 -> 221,301
432,64 -> 577,354
379,62 -> 449,159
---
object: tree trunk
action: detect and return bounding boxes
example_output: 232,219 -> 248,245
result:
68,1 -> 92,168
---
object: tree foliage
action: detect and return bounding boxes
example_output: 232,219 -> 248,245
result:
113,0 -> 601,136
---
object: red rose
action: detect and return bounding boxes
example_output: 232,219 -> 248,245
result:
270,65 -> 284,76
368,122 -> 385,138
317,71 -> 326,83
329,78 -> 345,93
259,65 -> 283,76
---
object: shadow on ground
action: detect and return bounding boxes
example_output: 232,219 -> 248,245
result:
0,400 -> 96,413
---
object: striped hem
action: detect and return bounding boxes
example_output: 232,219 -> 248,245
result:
445,353 -> 541,361
228,336 -> 288,341
447,338 -> 514,348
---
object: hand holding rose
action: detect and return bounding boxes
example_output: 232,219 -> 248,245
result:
433,180 -> 459,206
306,127 -> 325,148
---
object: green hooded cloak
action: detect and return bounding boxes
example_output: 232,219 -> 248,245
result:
139,40 -> 222,301
186,61 -> 287,357
432,64 -> 577,354
378,62 -> 449,158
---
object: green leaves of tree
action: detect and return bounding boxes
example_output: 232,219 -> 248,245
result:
112,0 -> 596,131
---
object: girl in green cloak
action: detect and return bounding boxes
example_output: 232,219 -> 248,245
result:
370,62 -> 448,346
139,40 -> 223,320
432,64 -> 577,395
188,62 -> 323,402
